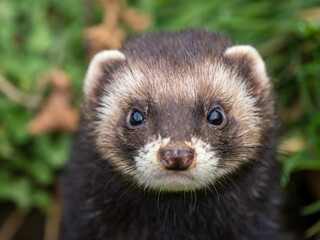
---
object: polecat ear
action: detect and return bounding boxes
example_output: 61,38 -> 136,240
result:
224,45 -> 270,96
84,50 -> 126,102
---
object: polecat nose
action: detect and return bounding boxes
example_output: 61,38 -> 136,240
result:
159,149 -> 194,170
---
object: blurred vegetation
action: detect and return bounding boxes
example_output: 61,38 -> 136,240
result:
0,0 -> 85,210
0,0 -> 319,238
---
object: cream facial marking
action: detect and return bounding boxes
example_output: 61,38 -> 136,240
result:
125,136 -> 229,192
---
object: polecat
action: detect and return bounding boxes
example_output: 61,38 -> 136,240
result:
61,30 -> 293,240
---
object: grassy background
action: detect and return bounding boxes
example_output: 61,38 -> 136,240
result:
0,0 -> 319,238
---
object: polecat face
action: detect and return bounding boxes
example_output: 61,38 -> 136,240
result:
83,32 -> 275,192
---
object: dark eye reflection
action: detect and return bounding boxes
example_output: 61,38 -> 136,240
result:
127,109 -> 146,128
206,108 -> 225,127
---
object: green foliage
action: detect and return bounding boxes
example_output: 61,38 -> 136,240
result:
0,0 -> 85,210
0,0 -> 319,237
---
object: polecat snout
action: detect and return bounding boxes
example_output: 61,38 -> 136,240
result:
62,30 -> 293,240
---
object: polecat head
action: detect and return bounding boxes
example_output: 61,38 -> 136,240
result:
83,30 -> 275,192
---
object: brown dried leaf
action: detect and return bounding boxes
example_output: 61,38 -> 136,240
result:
84,0 -> 150,58
85,25 -> 124,59
279,136 -> 306,153
282,100 -> 304,124
27,70 -> 79,135
297,7 -> 320,21
121,8 -> 151,32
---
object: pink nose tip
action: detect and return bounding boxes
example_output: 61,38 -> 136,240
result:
159,149 -> 194,170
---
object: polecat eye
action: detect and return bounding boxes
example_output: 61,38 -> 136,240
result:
206,108 -> 226,127
127,109 -> 146,128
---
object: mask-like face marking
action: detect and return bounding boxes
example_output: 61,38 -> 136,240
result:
84,38 -> 274,192
126,137 -> 225,192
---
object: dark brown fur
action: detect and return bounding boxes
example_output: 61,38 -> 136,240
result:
61,30 -> 294,240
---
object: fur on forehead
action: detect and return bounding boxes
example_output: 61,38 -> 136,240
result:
84,31 -> 271,106
97,58 -> 262,142
84,31 -> 271,133
101,59 -> 254,104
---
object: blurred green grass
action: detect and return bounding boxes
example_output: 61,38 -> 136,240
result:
0,0 -> 319,237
